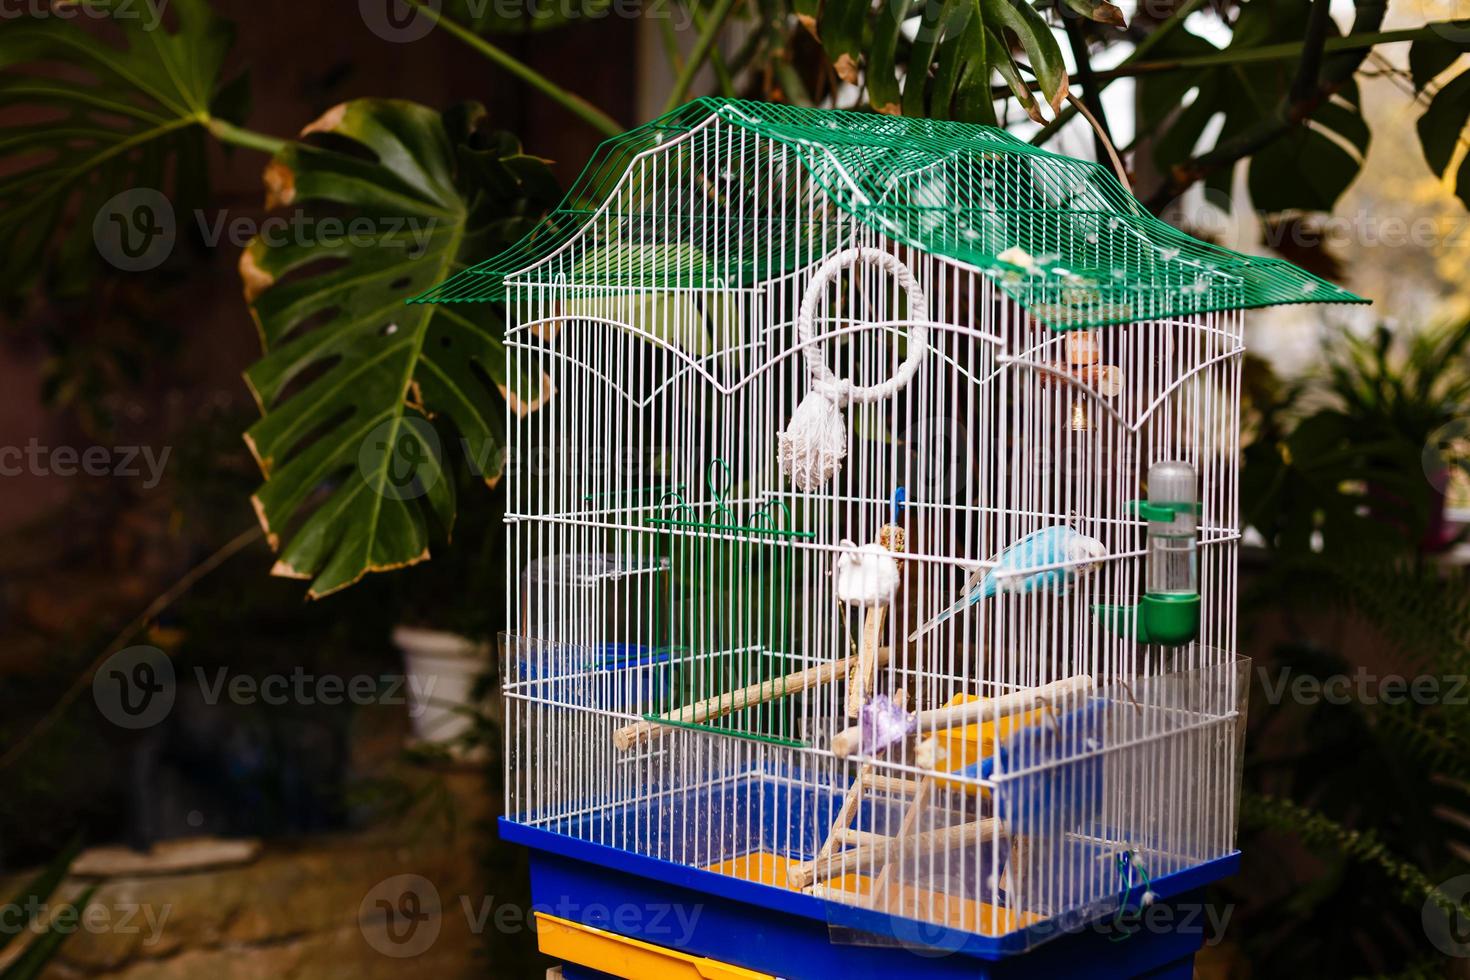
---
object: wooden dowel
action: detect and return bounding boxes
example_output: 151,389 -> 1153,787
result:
830,673 -> 1094,759
846,522 -> 905,718
861,772 -> 923,796
614,646 -> 892,750
833,827 -> 890,849
789,817 -> 1003,888
846,604 -> 886,718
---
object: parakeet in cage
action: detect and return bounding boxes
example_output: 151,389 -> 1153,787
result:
911,525 -> 1109,640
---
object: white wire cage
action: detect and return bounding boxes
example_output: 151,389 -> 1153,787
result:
417,99 -> 1360,953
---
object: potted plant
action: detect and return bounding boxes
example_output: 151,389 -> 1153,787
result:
387,469 -> 507,759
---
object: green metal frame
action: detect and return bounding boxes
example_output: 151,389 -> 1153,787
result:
410,98 -> 1367,330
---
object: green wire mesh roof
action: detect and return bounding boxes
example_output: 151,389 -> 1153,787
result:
411,98 -> 1367,329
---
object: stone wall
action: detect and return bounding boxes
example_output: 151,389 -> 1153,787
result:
4,772 -> 511,979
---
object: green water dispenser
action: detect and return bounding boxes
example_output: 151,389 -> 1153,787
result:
1098,460 -> 1202,646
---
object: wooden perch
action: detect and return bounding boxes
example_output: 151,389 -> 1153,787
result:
613,646 -> 892,751
830,673 -> 1094,759
846,522 -> 906,718
789,817 -> 1002,889
847,605 -> 885,718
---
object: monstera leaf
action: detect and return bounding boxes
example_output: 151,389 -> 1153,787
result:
801,0 -> 1085,124
241,99 -> 559,598
1138,2 -> 1369,213
1409,35 -> 1470,208
0,0 -> 243,299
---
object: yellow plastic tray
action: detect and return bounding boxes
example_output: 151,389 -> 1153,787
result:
536,912 -> 774,980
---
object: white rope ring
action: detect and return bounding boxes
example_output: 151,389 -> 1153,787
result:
778,247 -> 930,491
796,247 -> 930,405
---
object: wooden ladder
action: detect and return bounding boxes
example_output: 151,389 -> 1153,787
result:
788,739 -> 931,890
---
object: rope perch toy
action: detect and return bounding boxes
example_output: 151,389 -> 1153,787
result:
778,247 -> 929,490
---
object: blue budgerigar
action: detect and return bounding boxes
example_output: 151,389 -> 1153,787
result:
910,525 -> 1108,641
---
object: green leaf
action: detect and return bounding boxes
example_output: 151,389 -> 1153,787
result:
241,99 -> 559,598
1138,6 -> 1371,214
1056,0 -> 1124,28
1408,35 -> 1466,91
865,0 -> 911,114
811,0 -> 1068,123
0,839 -> 81,960
1416,69 -> 1470,208
793,0 -> 822,35
1248,97 -> 1368,213
1242,408 -> 1427,556
979,0 -> 1069,116
819,0 -> 870,85
0,0 -> 235,300
0,886 -> 97,980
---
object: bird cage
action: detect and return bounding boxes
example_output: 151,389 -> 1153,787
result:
414,99 -> 1363,976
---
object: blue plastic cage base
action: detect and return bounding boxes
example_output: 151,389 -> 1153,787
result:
503,776 -> 1238,980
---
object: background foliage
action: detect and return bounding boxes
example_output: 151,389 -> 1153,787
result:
1,0 -> 1469,975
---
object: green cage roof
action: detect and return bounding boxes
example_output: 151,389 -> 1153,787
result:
411,98 -> 1366,328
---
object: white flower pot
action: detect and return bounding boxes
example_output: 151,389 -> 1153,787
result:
392,626 -> 490,749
